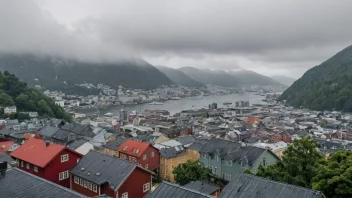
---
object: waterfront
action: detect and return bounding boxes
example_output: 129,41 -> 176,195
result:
74,93 -> 266,116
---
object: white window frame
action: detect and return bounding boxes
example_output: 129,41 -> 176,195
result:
84,180 -> 88,188
224,173 -> 232,181
145,164 -> 148,169
88,182 -> 92,190
122,192 -> 128,198
143,182 -> 150,192
61,154 -> 69,163
80,178 -> 84,186
59,171 -> 69,181
34,166 -> 38,172
151,152 -> 155,157
143,154 -> 147,160
93,184 -> 97,193
26,163 -> 30,169
203,153 -> 207,159
21,161 -> 23,167
74,176 -> 79,184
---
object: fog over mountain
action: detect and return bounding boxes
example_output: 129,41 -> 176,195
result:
271,75 -> 297,86
1,0 -> 352,78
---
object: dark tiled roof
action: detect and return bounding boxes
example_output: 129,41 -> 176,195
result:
177,135 -> 196,146
70,150 -> 137,190
0,168 -> 85,198
52,129 -> 74,142
199,137 -> 268,166
62,123 -> 95,138
219,173 -> 324,198
102,137 -> 127,150
145,181 -> 214,198
38,126 -> 60,138
183,181 -> 220,195
67,139 -> 88,150
188,140 -> 208,151
160,146 -> 187,158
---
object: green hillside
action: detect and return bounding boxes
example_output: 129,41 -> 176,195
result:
279,45 -> 352,111
0,71 -> 72,121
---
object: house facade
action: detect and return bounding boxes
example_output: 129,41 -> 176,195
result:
118,139 -> 160,171
70,150 -> 153,198
160,145 -> 199,182
10,138 -> 82,188
199,137 -> 279,182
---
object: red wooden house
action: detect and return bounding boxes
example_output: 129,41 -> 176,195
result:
118,139 -> 160,171
10,138 -> 82,188
70,150 -> 153,198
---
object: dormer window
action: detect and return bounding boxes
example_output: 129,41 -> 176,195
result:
123,146 -> 128,151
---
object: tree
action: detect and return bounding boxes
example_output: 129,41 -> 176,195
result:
15,94 -> 32,110
0,93 -> 14,106
312,150 -> 352,198
256,137 -> 324,188
172,160 -> 211,185
37,99 -> 53,117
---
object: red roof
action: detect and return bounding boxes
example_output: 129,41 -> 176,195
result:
245,117 -> 261,124
10,138 -> 65,168
118,139 -> 150,157
0,140 -> 15,153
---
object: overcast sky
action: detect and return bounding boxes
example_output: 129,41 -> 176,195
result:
1,0 -> 352,78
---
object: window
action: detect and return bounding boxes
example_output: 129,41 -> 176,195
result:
226,160 -> 233,166
74,176 -> 79,184
34,166 -> 38,172
263,158 -> 267,166
151,152 -> 155,157
122,192 -> 128,198
143,182 -> 150,192
84,180 -> 88,188
80,178 -> 84,186
193,150 -> 196,155
202,153 -> 207,159
61,154 -> 69,162
216,155 -> 219,161
178,157 -> 180,162
224,173 -> 232,181
93,184 -> 97,193
182,156 -> 185,161
21,161 -> 23,167
88,182 -> 92,190
16,159 -> 19,166
26,163 -> 30,169
59,171 -> 69,180
143,154 -> 147,160
145,164 -> 148,169
241,161 -> 247,168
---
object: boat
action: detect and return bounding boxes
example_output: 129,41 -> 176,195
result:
171,97 -> 181,100
223,102 -> 232,105
148,101 -> 164,105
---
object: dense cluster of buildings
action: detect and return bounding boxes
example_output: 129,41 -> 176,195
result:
2,96 -> 345,197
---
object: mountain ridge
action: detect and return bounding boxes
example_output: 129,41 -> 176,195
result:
156,66 -> 205,88
279,45 -> 352,111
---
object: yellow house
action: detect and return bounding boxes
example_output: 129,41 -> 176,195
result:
159,146 -> 200,183
100,137 -> 127,158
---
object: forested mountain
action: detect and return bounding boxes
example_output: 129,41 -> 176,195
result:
0,54 -> 173,95
279,45 -> 352,111
178,67 -> 282,87
229,70 -> 283,86
156,66 -> 205,88
271,75 -> 296,86
0,71 -> 72,121
178,67 -> 242,87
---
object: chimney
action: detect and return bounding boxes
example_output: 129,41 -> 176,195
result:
0,161 -> 7,176
45,140 -> 50,147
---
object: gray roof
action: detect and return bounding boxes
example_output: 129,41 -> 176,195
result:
0,168 -> 85,198
52,129 -> 74,142
188,140 -> 208,151
183,181 -> 220,195
160,146 -> 187,158
62,123 -> 95,138
102,137 -> 127,150
38,126 -> 60,138
177,135 -> 196,146
67,139 -> 89,150
199,137 -> 269,166
146,181 -> 214,198
70,150 -> 137,191
219,173 -> 324,198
